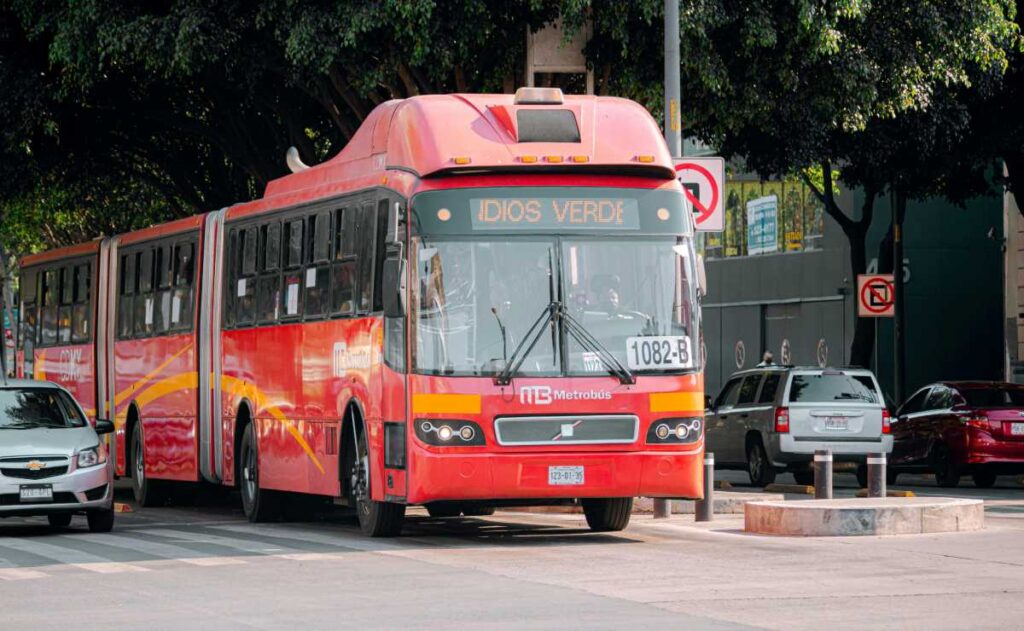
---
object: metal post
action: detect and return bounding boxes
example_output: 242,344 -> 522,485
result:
893,190 -> 906,405
814,449 -> 833,499
695,452 -> 714,522
867,453 -> 886,498
654,0 -> 681,521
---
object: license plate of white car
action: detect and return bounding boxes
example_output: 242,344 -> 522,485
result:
19,485 -> 53,502
548,466 -> 585,486
1011,423 -> 1024,436
824,417 -> 848,430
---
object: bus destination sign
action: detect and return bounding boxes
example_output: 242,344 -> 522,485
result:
470,198 -> 640,231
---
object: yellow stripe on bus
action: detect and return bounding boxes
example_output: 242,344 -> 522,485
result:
412,393 -> 482,414
113,343 -> 193,407
649,391 -> 704,413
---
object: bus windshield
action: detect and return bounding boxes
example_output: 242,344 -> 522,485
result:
410,186 -> 701,377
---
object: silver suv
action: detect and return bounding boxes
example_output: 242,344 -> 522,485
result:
705,366 -> 892,487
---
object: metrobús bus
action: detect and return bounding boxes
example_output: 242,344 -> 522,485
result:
17,88 -> 706,536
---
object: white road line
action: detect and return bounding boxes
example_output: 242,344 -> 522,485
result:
72,562 -> 150,574
142,528 -> 291,554
178,556 -> 248,567
76,532 -> 247,566
0,536 -> 135,568
0,568 -> 48,581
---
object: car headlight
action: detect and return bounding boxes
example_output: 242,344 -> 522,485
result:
77,443 -> 108,468
646,417 -> 702,444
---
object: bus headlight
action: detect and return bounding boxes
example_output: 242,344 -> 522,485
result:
416,420 -> 486,446
646,418 -> 702,444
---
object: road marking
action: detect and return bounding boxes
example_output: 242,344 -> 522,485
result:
277,552 -> 345,561
72,562 -> 150,574
143,528 -> 290,554
0,568 -> 48,581
77,532 -> 245,566
0,536 -> 134,568
180,556 -> 247,567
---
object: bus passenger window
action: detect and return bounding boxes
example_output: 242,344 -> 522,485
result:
70,263 -> 91,343
263,223 -> 281,272
134,250 -> 155,337
311,211 -> 331,263
304,264 -> 331,318
171,242 -> 195,331
332,261 -> 356,315
242,226 -> 257,277
41,268 -> 58,346
282,273 -> 303,318
57,266 -> 73,344
285,219 -> 303,269
256,275 -> 280,322
118,253 -> 135,339
356,203 -> 375,312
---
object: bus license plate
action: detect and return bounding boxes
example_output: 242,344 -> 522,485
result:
19,485 -> 53,503
626,336 -> 694,370
1011,423 -> 1024,436
548,466 -> 584,486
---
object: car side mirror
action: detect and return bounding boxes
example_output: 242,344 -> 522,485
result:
94,418 -> 114,435
382,257 -> 405,319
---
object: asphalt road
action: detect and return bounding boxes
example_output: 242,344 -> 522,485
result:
1,476 -> 1023,631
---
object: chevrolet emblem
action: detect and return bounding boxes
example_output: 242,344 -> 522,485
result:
26,460 -> 46,471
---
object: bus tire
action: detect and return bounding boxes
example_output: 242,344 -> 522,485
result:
239,422 -> 281,522
581,498 -> 632,532
348,419 -> 405,537
131,421 -> 169,507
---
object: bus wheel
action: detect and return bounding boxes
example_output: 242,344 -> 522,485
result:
131,422 -> 168,507
581,498 -> 633,532
348,421 -> 405,537
240,422 -> 281,522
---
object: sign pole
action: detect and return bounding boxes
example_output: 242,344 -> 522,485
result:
893,192 -> 905,406
654,0 -> 681,521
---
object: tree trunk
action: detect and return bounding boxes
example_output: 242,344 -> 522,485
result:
847,226 -> 873,368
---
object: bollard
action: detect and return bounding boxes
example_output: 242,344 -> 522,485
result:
695,452 -> 714,522
653,498 -> 671,519
867,453 -> 886,498
814,449 -> 833,499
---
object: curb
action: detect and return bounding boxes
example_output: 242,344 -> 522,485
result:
855,489 -> 915,498
764,483 -> 814,495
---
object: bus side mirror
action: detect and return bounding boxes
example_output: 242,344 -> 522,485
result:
382,257 -> 405,318
696,254 -> 708,297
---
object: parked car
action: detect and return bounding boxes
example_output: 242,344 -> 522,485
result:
0,379 -> 115,531
705,366 -> 892,487
890,381 -> 1024,488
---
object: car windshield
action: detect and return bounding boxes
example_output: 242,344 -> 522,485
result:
0,388 -> 87,429
788,373 -> 879,404
961,387 -> 1024,408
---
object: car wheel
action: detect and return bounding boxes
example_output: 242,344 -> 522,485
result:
856,465 -> 869,489
972,469 -> 997,489
792,470 -> 814,486
86,508 -> 115,533
240,422 -> 281,522
746,439 -> 776,487
581,498 -> 632,532
462,506 -> 496,517
47,513 -> 73,529
131,423 -> 168,507
931,443 -> 961,488
426,502 -> 463,518
348,420 -> 405,537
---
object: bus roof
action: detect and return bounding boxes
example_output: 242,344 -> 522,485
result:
255,92 -> 675,206
21,239 -> 101,268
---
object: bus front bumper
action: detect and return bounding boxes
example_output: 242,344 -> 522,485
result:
406,446 -> 704,505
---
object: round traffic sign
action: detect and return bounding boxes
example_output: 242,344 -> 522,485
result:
674,162 -> 720,226
734,340 -> 746,369
860,277 -> 895,314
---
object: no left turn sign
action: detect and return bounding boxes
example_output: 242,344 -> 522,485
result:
674,157 -> 725,232
857,274 -> 895,317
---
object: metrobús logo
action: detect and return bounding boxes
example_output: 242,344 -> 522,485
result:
519,386 -> 612,405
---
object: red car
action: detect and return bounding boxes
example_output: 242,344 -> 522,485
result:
890,381 -> 1024,487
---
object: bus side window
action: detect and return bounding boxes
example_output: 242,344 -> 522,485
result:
224,230 -> 238,329
356,202 -> 376,313
20,268 -> 38,374
256,222 -> 281,323
236,227 -> 257,326
154,244 -> 172,335
57,266 -> 73,344
282,219 -> 304,319
305,211 -> 332,319
70,263 -> 92,343
118,253 -> 135,339
134,249 -> 155,338
41,268 -> 59,346
171,241 -> 195,332
372,198 -> 389,312
332,207 -> 356,316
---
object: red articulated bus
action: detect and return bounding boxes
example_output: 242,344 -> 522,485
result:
18,88 -> 706,536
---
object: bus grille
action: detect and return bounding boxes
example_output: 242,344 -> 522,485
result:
494,415 -> 638,446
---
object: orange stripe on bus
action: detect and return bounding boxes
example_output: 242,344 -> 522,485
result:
412,393 -> 482,414
649,391 -> 704,413
113,342 -> 193,407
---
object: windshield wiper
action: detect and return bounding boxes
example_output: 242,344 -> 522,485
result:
494,302 -> 559,386
561,310 -> 636,385
0,423 -> 41,430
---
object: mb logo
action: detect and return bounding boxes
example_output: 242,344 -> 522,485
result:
519,385 -> 553,405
